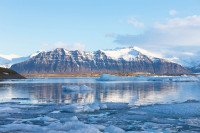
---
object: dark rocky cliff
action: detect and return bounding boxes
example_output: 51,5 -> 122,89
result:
10,48 -> 190,74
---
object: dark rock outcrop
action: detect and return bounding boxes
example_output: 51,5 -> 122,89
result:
0,67 -> 25,79
10,48 -> 190,74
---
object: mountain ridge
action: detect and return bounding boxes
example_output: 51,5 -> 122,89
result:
10,47 -> 190,74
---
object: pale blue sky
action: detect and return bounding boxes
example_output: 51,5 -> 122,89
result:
0,0 -> 200,56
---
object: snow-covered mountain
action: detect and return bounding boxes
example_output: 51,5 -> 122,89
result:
163,51 -> 200,73
102,48 -> 200,73
0,51 -> 43,68
10,47 -> 189,74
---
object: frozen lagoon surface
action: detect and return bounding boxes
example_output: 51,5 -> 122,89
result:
0,75 -> 200,132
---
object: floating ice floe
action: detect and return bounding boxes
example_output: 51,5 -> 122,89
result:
0,121 -> 102,133
104,125 -> 125,133
60,102 -> 130,113
40,116 -> 57,122
60,103 -> 107,113
60,116 -> 79,123
99,74 -> 200,82
62,85 -> 93,91
47,121 -> 101,133
0,106 -> 21,114
0,123 -> 45,133
0,101 -> 199,132
89,124 -> 105,131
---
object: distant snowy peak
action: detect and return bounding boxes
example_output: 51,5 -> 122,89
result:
0,54 -> 22,61
0,64 -> 6,68
102,47 -> 164,61
164,51 -> 200,68
0,50 -> 45,68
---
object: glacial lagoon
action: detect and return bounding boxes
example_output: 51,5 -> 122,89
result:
0,77 -> 200,132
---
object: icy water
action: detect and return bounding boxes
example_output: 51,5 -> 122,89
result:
0,77 -> 200,132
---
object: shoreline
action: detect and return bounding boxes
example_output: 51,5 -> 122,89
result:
22,72 -> 192,78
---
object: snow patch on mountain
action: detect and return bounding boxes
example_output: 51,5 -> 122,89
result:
133,47 -> 162,58
30,50 -> 44,58
102,47 -> 139,61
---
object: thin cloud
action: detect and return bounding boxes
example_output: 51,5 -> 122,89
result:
127,16 -> 144,27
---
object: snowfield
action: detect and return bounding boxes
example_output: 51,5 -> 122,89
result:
99,74 -> 200,82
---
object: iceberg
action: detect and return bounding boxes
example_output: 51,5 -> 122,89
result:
99,74 -> 200,82
169,76 -> 200,82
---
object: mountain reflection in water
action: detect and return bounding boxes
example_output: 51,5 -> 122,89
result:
0,78 -> 200,105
